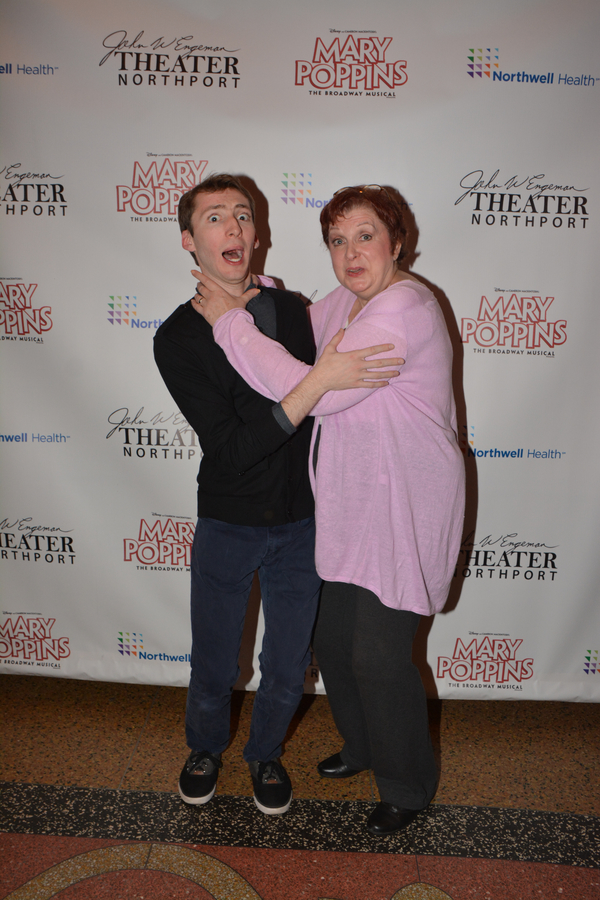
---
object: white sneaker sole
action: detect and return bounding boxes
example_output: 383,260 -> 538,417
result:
178,783 -> 216,805
253,791 -> 292,815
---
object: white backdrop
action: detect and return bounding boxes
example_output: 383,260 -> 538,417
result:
1,0 -> 599,701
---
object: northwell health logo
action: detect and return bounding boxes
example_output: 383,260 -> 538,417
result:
118,631 -> 143,656
118,630 -> 190,663
280,173 -> 330,209
584,651 -> 599,675
467,48 -> 499,78
468,46 -> 597,87
460,426 -> 565,462
281,173 -> 312,206
107,295 -> 163,330
0,433 -> 70,443
0,64 -> 58,76
108,295 -> 137,325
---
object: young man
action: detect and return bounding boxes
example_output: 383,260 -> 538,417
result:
154,174 -> 321,816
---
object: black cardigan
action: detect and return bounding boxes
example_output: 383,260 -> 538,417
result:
153,289 -> 315,526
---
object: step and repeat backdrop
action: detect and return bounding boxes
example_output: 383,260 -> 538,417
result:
1,0 -> 599,701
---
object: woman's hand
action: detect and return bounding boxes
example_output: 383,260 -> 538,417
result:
191,270 -> 261,327
312,329 -> 404,392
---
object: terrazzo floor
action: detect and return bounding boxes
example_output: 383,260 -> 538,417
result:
1,674 -> 599,899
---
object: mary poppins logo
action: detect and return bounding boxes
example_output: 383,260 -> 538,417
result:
116,158 -> 208,218
461,290 -> 567,352
0,615 -> 70,667
295,34 -> 407,96
0,282 -> 52,340
124,516 -> 194,569
437,635 -> 533,687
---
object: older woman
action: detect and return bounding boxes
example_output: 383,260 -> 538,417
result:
194,185 -> 465,835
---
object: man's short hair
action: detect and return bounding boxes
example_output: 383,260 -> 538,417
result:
178,174 -> 256,234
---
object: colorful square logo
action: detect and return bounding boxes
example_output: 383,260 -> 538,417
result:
468,48 -> 499,78
108,296 -> 137,325
460,424 -> 475,453
281,173 -> 312,205
118,631 -> 143,656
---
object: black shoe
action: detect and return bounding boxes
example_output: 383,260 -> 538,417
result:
317,752 -> 364,779
366,801 -> 420,835
178,750 -> 222,805
248,758 -> 292,815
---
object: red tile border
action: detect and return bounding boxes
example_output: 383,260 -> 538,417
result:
2,833 -> 599,900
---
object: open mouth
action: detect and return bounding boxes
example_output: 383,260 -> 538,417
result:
347,267 -> 364,276
223,249 -> 244,262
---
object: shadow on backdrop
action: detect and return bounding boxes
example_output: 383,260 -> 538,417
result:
236,174 -> 287,290
382,185 -> 478,704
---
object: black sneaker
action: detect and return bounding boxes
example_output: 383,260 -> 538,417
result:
248,758 -> 292,815
178,750 -> 222,805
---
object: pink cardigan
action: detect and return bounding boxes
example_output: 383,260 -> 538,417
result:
213,280 -> 465,614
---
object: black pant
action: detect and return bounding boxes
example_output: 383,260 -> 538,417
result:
313,581 -> 437,809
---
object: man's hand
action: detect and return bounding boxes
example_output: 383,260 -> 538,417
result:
191,270 -> 261,327
280,330 -> 404,428
312,329 -> 404,392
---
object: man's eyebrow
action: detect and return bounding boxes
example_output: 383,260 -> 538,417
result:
203,202 -> 252,213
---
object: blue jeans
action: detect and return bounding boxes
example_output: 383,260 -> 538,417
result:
185,516 -> 322,762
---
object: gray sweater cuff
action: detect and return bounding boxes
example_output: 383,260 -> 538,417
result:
271,402 -> 296,435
